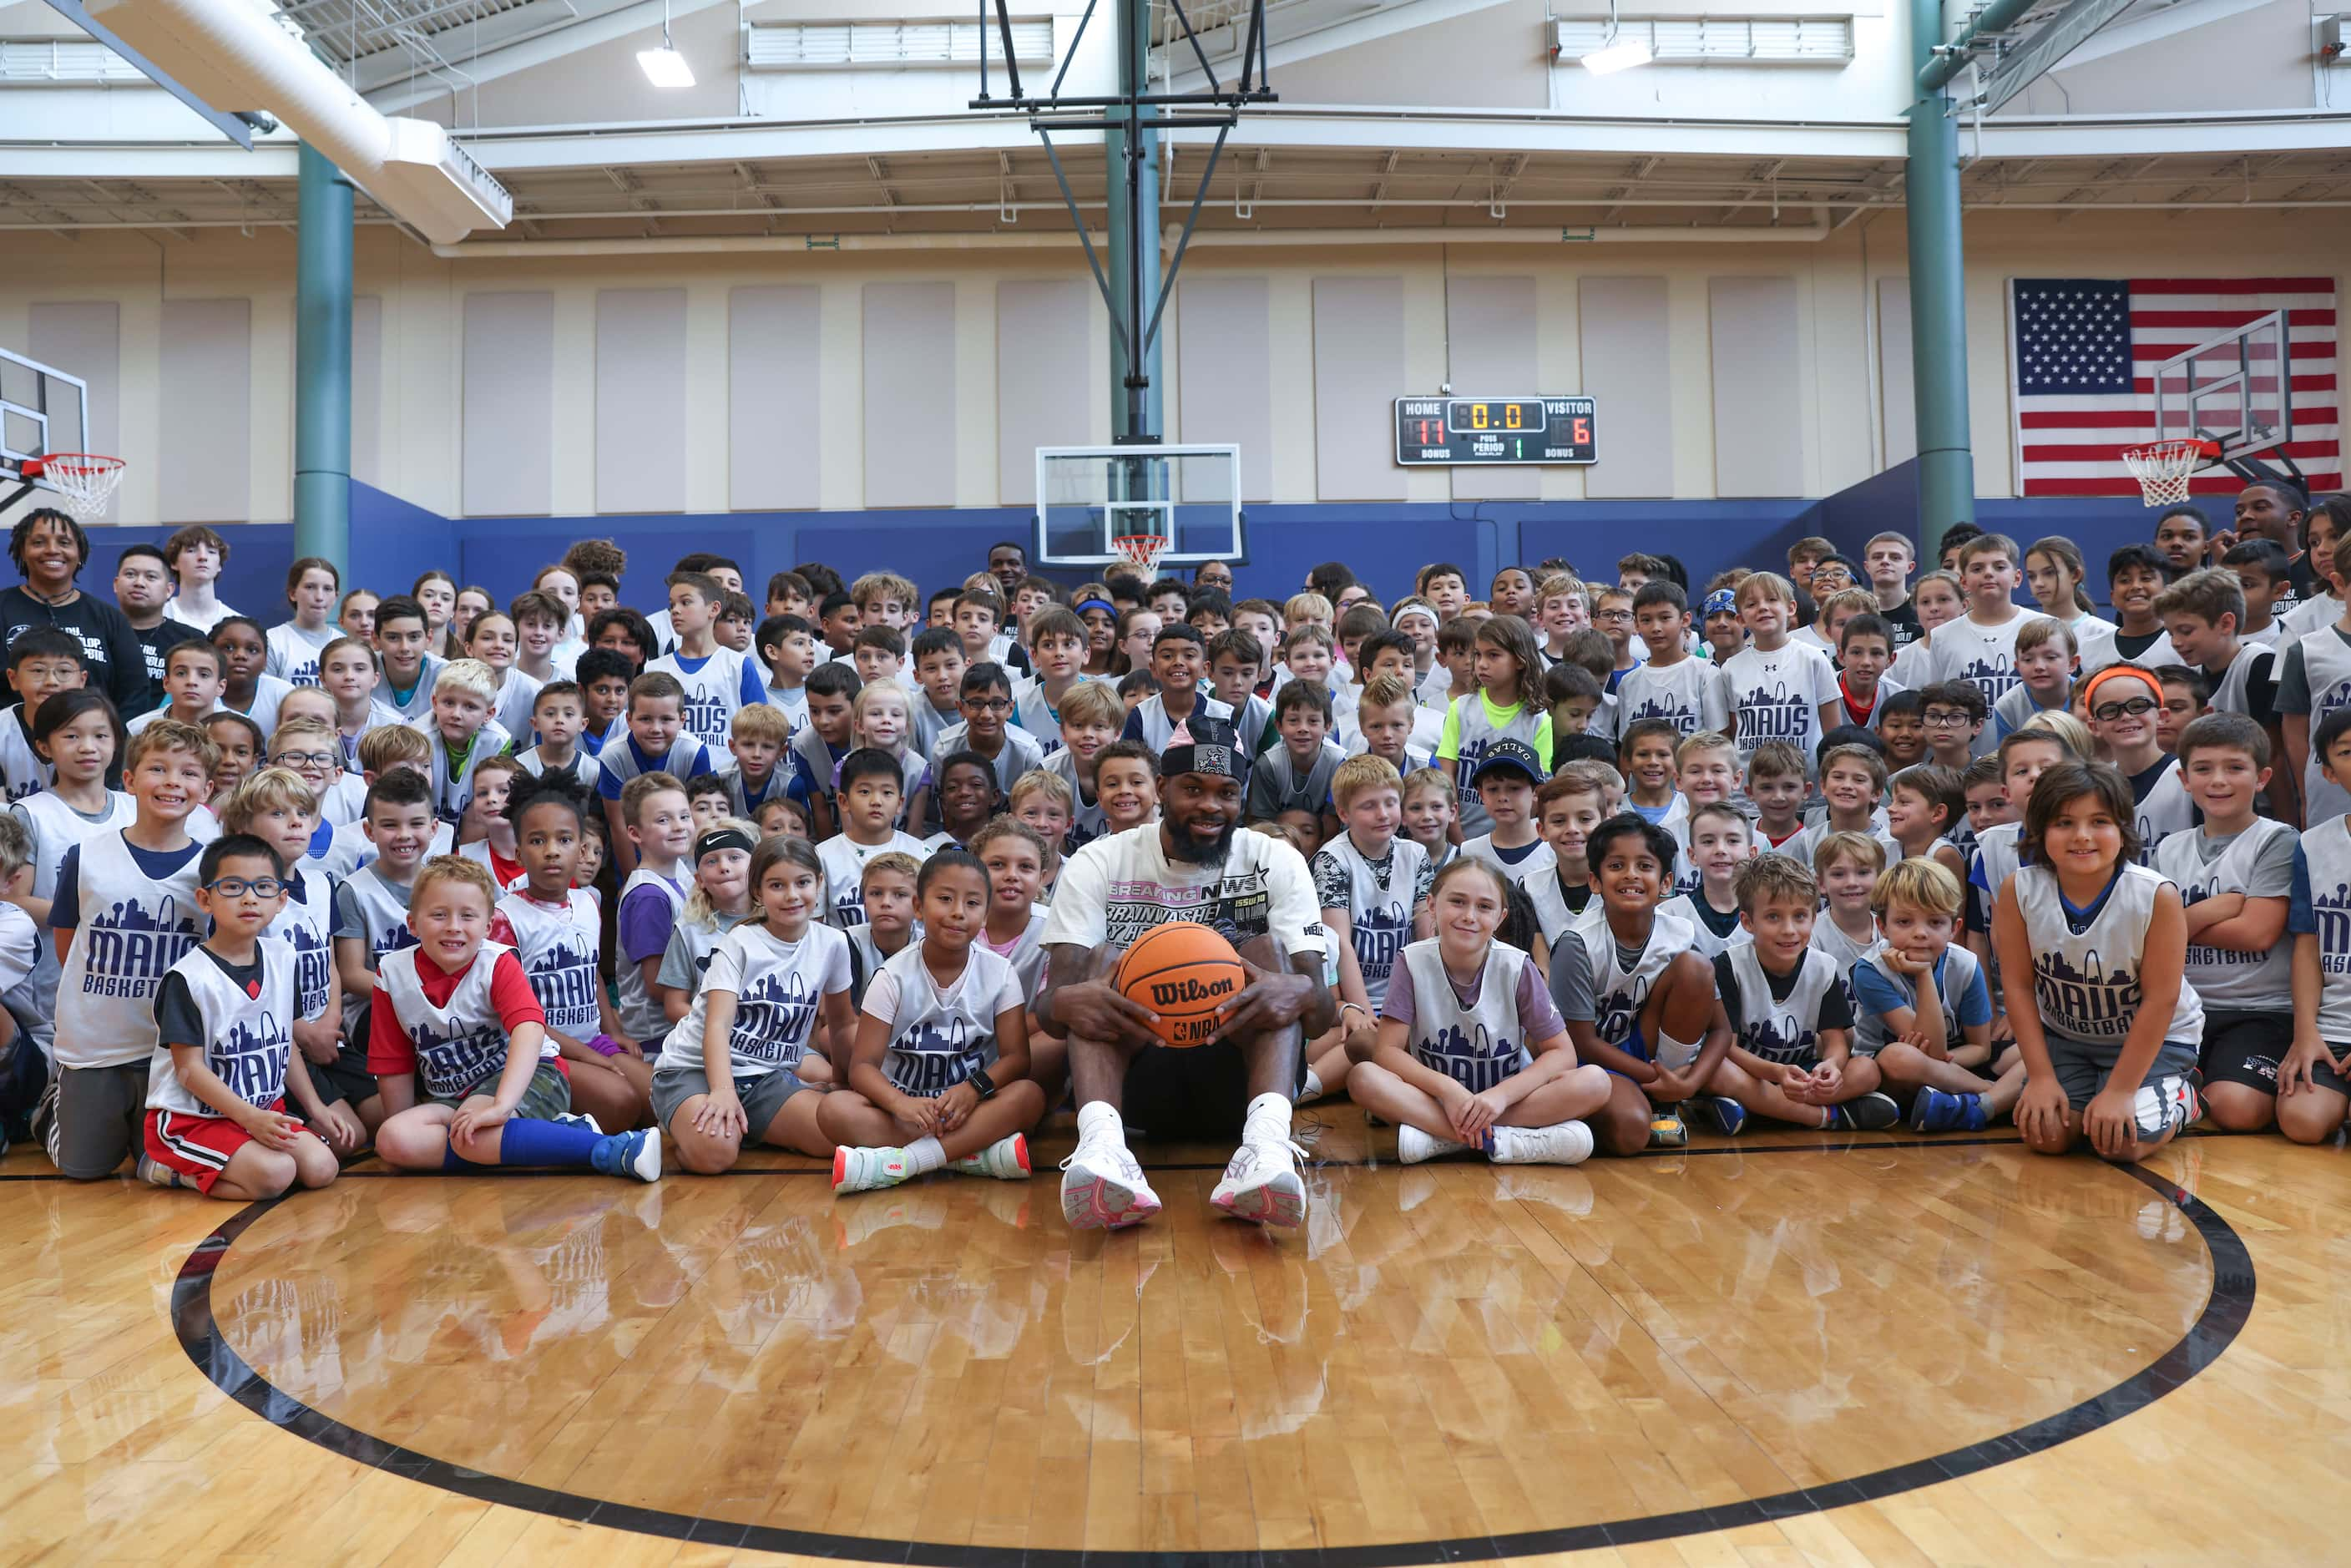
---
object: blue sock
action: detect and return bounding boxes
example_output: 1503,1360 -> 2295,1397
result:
441,1144 -> 493,1173
493,1116 -> 604,1168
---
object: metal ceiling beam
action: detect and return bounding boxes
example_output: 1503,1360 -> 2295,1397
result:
1978,0 -> 2136,113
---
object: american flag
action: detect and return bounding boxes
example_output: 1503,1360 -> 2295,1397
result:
2010,277 -> 2341,498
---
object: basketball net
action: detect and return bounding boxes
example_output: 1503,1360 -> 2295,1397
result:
1111,534 -> 1168,576
25,453 -> 127,518
2120,439 -> 2216,508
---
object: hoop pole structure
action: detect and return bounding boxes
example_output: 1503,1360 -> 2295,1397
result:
294,141 -> 353,574
1105,0 -> 1160,444
1905,0 -> 1975,564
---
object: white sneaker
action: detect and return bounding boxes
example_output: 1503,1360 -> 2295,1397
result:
1059,1130 -> 1160,1229
1489,1120 -> 1595,1166
1396,1125 -> 1469,1165
950,1133 -> 1031,1181
1211,1136 -> 1308,1227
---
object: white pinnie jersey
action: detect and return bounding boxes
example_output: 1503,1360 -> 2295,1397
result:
2298,817 -> 2351,1039
817,832 -> 930,930
1853,940 -> 1986,1055
265,867 -> 338,1022
1523,867 -> 1585,946
410,716 -> 512,827
646,647 -> 761,749
876,941 -> 1014,1095
12,788 -> 136,1053
497,888 -> 604,1038
1807,913 -> 1878,982
614,867 -> 685,1040
1045,747 -> 1108,852
2131,761 -> 2197,866
2204,642 -> 2263,717
1721,943 -> 1845,1065
657,920 -> 847,1079
54,832 -> 206,1070
265,621 -> 338,687
602,733 -> 708,798
1927,612 -> 2050,707
1398,938 -> 1534,1092
2011,862 -> 2204,1049
337,862 -> 418,1033
1615,658 -> 1727,740
2152,820 -> 2296,1010
145,938 -> 297,1117
2294,624 -> 2351,827
377,942 -> 552,1100
1319,833 -> 1425,1009
1575,907 -> 1696,1058
989,907 -> 1052,1000
0,708 -> 52,802
1446,694 -> 1545,837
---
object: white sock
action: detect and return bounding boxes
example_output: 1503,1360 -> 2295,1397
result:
1302,1067 -> 1324,1100
1076,1100 -> 1125,1144
1244,1090 -> 1292,1144
902,1136 -> 945,1176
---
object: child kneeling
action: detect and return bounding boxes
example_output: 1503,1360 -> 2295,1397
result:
822,848 -> 1046,1192
1348,858 -> 1609,1165
371,856 -> 661,1180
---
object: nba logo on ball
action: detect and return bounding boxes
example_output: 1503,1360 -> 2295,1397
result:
1115,922 -> 1246,1049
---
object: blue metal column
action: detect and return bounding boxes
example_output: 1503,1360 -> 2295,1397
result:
294,141 -> 352,570
1105,0 -> 1162,440
1905,0 -> 1975,561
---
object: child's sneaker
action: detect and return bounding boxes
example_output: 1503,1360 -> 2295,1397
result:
1648,1110 -> 1688,1148
1911,1087 -> 1988,1133
1828,1092 -> 1902,1132
1397,1125 -> 1469,1164
1488,1120 -> 1595,1166
136,1152 -> 186,1190
1704,1096 -> 1747,1137
833,1146 -> 913,1195
591,1127 -> 661,1182
949,1134 -> 1031,1181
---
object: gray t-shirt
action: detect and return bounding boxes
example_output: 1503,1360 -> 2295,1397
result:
1544,925 -> 1597,1024
1246,741 -> 1346,821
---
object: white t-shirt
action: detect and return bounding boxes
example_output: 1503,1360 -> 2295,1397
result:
1718,641 -> 1838,777
1924,609 -> 2053,707
1040,822 -> 1327,961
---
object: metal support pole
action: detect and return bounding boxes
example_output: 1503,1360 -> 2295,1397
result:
1105,0 -> 1161,443
1905,0 -> 1974,562
294,141 -> 352,572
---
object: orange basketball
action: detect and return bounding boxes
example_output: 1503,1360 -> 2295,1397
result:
1114,922 -> 1246,1049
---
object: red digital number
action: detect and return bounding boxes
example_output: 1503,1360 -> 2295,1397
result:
1571,417 -> 1591,445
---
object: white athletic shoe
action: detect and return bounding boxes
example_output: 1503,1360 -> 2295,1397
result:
1488,1120 -> 1595,1166
832,1145 -> 913,1195
1059,1130 -> 1160,1229
1396,1125 -> 1469,1165
1211,1136 -> 1309,1227
950,1134 -> 1031,1181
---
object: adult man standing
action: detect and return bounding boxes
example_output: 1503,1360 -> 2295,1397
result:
1037,716 -> 1335,1231
113,544 -> 204,719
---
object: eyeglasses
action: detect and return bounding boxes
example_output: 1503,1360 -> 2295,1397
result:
1922,711 -> 1975,727
2093,696 -> 2157,721
271,751 -> 336,767
205,877 -> 286,898
964,698 -> 1014,715
1594,609 -> 1633,624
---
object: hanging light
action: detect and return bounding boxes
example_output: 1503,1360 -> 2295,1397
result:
638,0 -> 695,85
1583,0 -> 1653,73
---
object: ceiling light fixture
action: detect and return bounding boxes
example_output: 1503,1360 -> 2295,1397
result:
1582,0 -> 1653,73
638,0 -> 695,86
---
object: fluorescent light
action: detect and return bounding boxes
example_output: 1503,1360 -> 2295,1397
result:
1580,35 -> 1653,73
637,45 -> 695,86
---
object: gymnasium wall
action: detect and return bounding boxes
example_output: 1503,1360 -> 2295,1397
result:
0,209 -> 2337,542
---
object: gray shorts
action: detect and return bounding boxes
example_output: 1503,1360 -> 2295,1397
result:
423,1060 -> 572,1120
651,1060 -> 813,1141
2045,1036 -> 2200,1132
45,1062 -> 148,1180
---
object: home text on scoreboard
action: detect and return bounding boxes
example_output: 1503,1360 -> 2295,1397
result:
1393,397 -> 1599,466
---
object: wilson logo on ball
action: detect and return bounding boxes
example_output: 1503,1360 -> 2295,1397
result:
1150,975 -> 1237,1006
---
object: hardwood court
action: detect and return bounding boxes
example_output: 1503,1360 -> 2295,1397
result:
3,1116 -> 2343,1565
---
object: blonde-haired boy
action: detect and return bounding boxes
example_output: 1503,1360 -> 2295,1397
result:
1317,754 -> 1426,1093
267,713 -> 366,829
1851,857 -> 2018,1132
1722,572 -> 1838,782
1044,677 -> 1125,852
720,700 -> 792,818
411,656 -> 510,830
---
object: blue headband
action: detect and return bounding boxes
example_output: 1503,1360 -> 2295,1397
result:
1076,597 -> 1116,619
1702,589 -> 1737,618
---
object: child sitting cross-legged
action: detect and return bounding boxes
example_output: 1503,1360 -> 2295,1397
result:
1705,854 -> 1904,1135
653,836 -> 854,1173
1348,857 -> 1610,1166
1855,857 -> 2016,1133
371,856 -> 661,1180
823,848 -> 1047,1193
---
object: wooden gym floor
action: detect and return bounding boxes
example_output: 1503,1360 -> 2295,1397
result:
2,1111 -> 2342,1565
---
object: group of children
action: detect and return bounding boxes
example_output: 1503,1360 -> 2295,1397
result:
8,491 -> 2347,1216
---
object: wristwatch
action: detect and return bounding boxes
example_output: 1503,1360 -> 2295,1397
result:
969,1068 -> 999,1100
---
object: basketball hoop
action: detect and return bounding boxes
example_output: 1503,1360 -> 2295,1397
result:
1111,534 -> 1169,576
24,453 -> 126,518
2120,439 -> 2217,508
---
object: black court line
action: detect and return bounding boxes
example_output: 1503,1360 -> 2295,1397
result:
169,1148 -> 2254,1565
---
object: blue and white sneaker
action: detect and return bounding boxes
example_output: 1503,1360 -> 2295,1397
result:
1910,1087 -> 1987,1133
1704,1096 -> 1747,1137
591,1127 -> 662,1181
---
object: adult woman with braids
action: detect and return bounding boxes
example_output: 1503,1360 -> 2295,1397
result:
0,508 -> 150,715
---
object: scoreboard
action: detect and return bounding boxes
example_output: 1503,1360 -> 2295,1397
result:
1393,396 -> 1598,466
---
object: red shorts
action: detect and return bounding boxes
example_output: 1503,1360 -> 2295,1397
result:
144,1100 -> 285,1195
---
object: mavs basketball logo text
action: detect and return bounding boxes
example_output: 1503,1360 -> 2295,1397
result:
1735,682 -> 1810,745
2033,947 -> 2140,1039
731,969 -> 819,1067
84,896 -> 200,999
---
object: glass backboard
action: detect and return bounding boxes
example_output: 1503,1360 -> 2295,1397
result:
2151,310 -> 2292,460
1034,443 -> 1244,569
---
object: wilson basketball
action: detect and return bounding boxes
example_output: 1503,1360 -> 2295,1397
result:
1114,922 -> 1246,1049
